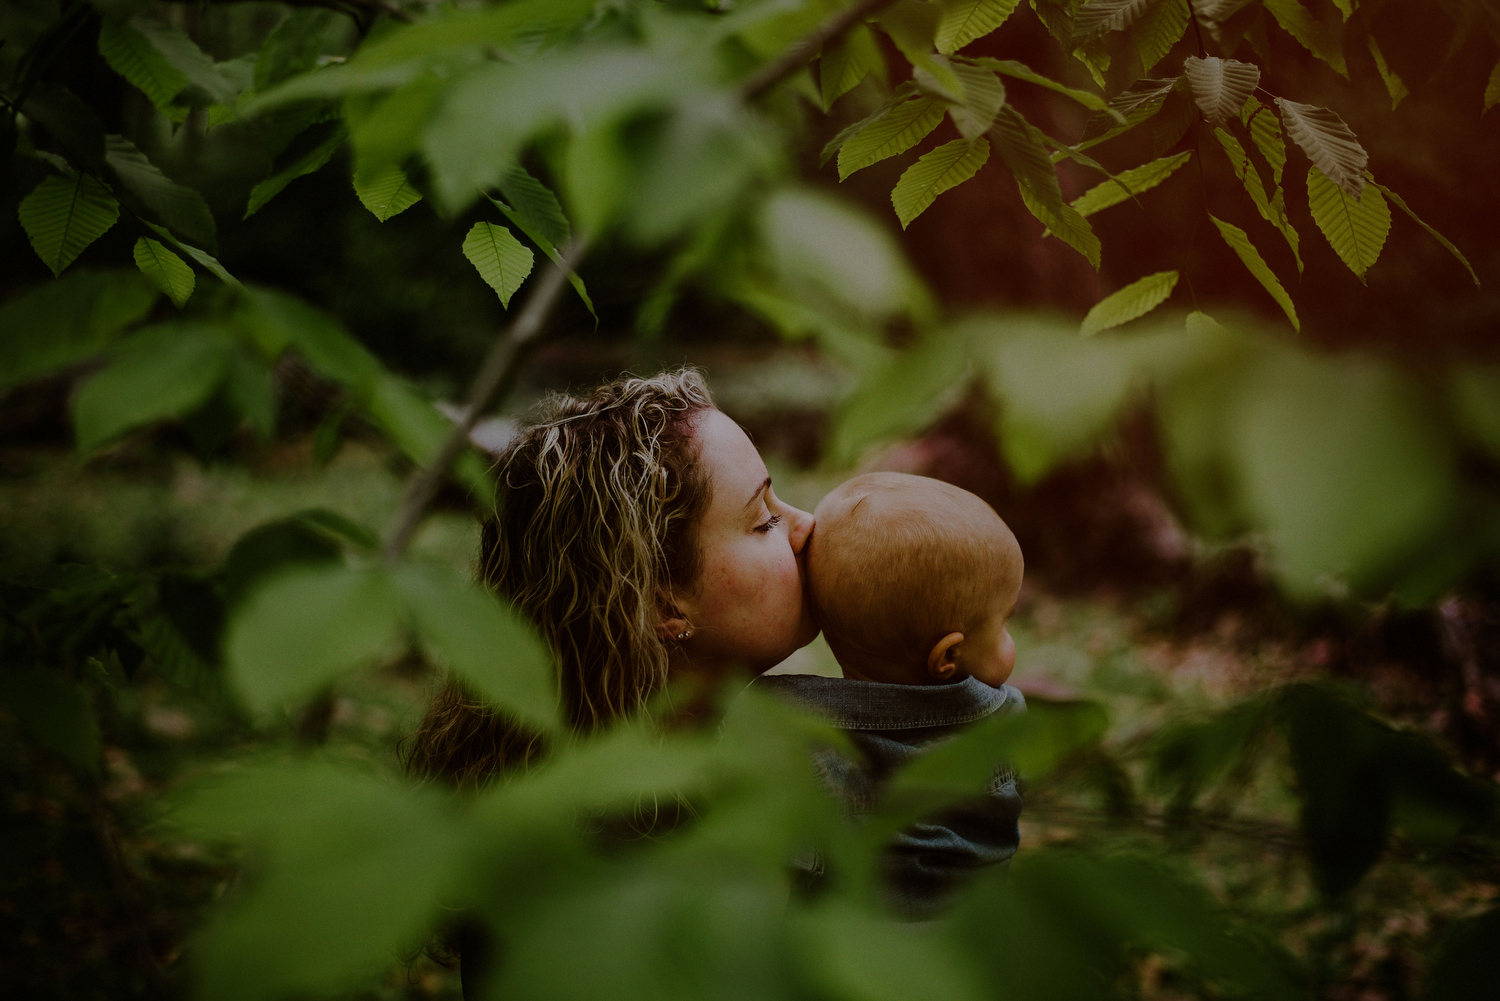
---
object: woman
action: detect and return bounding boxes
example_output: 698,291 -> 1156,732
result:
406,368 -> 817,786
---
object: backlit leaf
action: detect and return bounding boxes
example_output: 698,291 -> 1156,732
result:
72,323 -> 237,453
1080,270 -> 1179,337
1366,35 -> 1408,110
934,0 -> 1023,54
145,222 -> 244,292
98,18 -> 187,107
947,63 -> 1006,140
992,106 -> 1101,268
127,16 -> 239,104
244,123 -> 347,218
19,173 -> 120,276
966,57 -> 1112,113
1214,129 -> 1302,271
1070,151 -> 1191,218
105,134 -> 217,249
133,237 -> 195,308
1276,98 -> 1367,199
487,195 -> 595,322
1210,215 -> 1298,331
1075,77 -> 1178,151
0,270 -> 157,390
1307,166 -> 1389,283
820,24 -> 885,106
462,222 -> 534,308
1183,56 -> 1260,127
1242,99 -> 1286,184
497,163 -> 571,250
892,137 -> 990,228
1261,0 -> 1347,76
1370,180 -> 1479,286
353,165 -> 423,222
255,9 -> 334,91
1133,0 -> 1190,73
837,97 -> 946,180
1073,0 -> 1158,39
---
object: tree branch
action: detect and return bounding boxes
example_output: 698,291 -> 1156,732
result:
383,239 -> 587,561
737,0 -> 901,102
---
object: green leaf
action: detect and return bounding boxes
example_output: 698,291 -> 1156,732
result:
1185,309 -> 1229,337
991,105 -> 1101,268
837,97 -> 946,180
98,18 -> 187,108
225,564 -> 402,716
945,62 -> 1006,140
1069,151 -> 1191,218
1261,0 -> 1347,76
1370,180 -> 1479,286
23,84 -> 106,174
1210,215 -> 1298,331
0,270 -> 157,391
934,0 -> 1023,54
497,163 -> 571,249
352,165 -> 423,222
462,222 -> 534,308
1133,0 -> 1189,74
1183,55 -> 1260,127
18,173 -> 120,277
892,138 -> 991,228
391,563 -> 558,732
255,9 -> 335,91
126,16 -> 239,104
1073,0 -> 1158,40
0,668 -> 102,773
244,123 -> 347,219
820,24 -> 885,106
1275,98 -> 1368,199
1213,129 -> 1302,272
486,196 -> 595,322
1074,77 -> 1178,151
365,374 -> 495,505
72,323 -> 237,453
965,57 -> 1111,113
144,222 -> 244,292
1242,99 -> 1286,185
133,237 -> 195,308
1306,165 -> 1390,283
1080,270 -> 1178,336
105,134 -> 218,249
235,286 -> 378,382
1365,35 -> 1408,110
830,330 -> 969,464
225,349 -> 276,439
1487,59 -> 1500,113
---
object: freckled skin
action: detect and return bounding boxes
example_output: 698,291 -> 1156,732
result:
671,409 -> 817,677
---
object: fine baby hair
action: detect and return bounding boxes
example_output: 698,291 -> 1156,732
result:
808,472 -> 1023,687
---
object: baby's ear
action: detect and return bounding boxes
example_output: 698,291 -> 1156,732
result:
926,632 -> 964,681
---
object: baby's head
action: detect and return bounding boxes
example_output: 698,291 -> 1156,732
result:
808,473 -> 1023,687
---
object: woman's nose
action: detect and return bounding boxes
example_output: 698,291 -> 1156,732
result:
786,504 -> 814,555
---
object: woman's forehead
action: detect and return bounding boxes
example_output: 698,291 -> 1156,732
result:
693,409 -> 767,502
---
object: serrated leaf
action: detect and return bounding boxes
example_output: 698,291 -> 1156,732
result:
947,63 -> 1006,139
892,137 -> 990,228
73,324 -> 236,453
244,123 -> 347,218
1183,56 -> 1260,127
1210,214 -> 1298,330
486,196 -> 595,322
1134,0 -> 1189,73
104,135 -> 217,249
98,18 -> 187,108
1261,0 -> 1347,76
463,223 -> 534,308
966,57 -> 1112,113
992,105 -> 1101,267
255,9 -> 334,91
1080,270 -> 1178,336
1242,99 -> 1286,185
133,238 -> 195,308
1214,129 -> 1302,271
1076,77 -> 1178,151
1370,180 -> 1479,287
353,165 -> 423,222
1074,0 -> 1158,40
497,164 -> 570,249
1276,98 -> 1367,199
837,97 -> 946,180
1485,59 -> 1500,112
820,24 -> 885,106
145,222 -> 245,292
935,0 -> 1023,54
1307,166 -> 1389,283
19,173 -> 120,277
1366,35 -> 1408,110
1070,151 -> 1192,217
128,16 -> 239,104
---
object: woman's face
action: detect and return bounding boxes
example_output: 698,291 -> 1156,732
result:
673,408 -> 817,675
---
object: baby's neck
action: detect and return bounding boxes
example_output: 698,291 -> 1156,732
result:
838,658 -> 945,686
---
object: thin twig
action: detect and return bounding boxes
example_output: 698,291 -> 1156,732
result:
383,240 -> 586,561
737,0 -> 901,102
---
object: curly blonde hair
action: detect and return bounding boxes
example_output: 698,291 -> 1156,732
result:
406,369 -> 715,787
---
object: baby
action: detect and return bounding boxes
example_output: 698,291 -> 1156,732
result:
757,471 -> 1027,917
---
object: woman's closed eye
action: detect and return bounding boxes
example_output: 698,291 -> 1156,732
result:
755,513 -> 782,533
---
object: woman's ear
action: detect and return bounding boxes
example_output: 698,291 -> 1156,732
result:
926,632 -> 964,681
656,594 -> 694,643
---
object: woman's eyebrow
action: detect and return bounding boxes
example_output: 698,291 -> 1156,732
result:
744,476 -> 771,508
